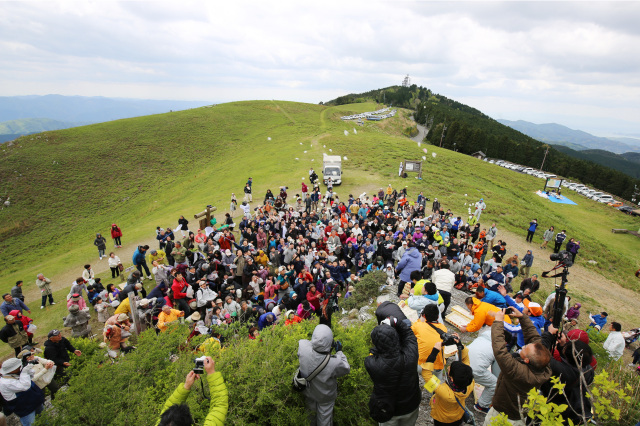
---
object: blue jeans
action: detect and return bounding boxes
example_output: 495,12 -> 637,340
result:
20,404 -> 44,426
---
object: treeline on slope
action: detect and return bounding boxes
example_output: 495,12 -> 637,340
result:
552,145 -> 640,179
414,98 -> 640,201
325,85 -> 432,109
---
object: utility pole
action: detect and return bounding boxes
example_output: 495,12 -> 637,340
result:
439,123 -> 447,148
539,145 -> 550,171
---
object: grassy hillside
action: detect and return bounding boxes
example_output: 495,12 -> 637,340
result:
1,100 -> 640,362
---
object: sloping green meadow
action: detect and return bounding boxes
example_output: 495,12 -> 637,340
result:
0,100 -> 638,295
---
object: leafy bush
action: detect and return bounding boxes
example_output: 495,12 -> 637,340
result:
342,271 -> 386,311
37,318 -> 377,426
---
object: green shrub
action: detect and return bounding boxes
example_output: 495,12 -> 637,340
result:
342,271 -> 386,311
38,318 -> 376,426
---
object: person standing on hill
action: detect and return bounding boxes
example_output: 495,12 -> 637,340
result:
553,230 -> 567,253
132,245 -> 152,280
474,198 -> 486,220
526,219 -> 537,243
94,233 -> 107,260
486,223 -> 498,249
540,226 -> 554,250
297,324 -> 350,426
36,274 -> 55,309
244,182 -> 252,203
110,224 -> 123,248
177,215 -> 189,239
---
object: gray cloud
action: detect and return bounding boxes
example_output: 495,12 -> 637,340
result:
0,1 -> 638,135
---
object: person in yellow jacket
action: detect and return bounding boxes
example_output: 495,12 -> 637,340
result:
114,297 -> 131,316
459,296 -> 511,333
157,356 -> 228,426
147,249 -> 167,266
254,250 -> 269,268
157,305 -> 184,332
412,304 -> 449,380
422,339 -> 475,425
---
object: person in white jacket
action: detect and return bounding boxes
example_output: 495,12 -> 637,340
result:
468,328 -> 501,413
195,281 -> 217,314
18,346 -> 59,399
602,322 -> 625,361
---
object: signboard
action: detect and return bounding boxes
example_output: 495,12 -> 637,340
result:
543,178 -> 563,193
546,178 -> 562,189
403,160 -> 423,179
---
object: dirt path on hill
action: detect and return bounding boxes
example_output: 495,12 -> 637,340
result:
23,187 -> 640,328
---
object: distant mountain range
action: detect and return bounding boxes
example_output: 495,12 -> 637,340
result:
0,95 -> 211,142
497,119 -> 640,154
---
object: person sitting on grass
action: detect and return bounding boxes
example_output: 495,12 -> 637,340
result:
158,356 -> 228,426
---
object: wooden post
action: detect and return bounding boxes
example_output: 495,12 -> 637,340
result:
128,291 -> 142,335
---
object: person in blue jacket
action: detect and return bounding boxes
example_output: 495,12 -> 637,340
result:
588,311 -> 608,331
526,219 -> 538,243
257,312 -> 276,330
395,241 -> 422,297
132,245 -> 152,280
474,287 -> 507,309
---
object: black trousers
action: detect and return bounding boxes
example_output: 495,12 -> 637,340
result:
553,242 -> 562,253
526,230 -> 535,242
111,267 -> 120,278
41,293 -> 54,307
440,290 -> 452,315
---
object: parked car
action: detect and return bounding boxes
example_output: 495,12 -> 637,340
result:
618,206 -> 640,217
608,200 -> 623,207
595,195 -> 614,203
589,191 -> 604,200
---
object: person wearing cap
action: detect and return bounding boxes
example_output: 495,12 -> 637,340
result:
66,293 -> 88,312
104,313 -> 134,353
63,305 -> 92,338
158,305 -> 185,332
473,198 -> 486,220
17,346 -> 59,400
196,281 -> 218,316
0,357 -> 45,425
147,248 -> 167,266
0,314 -> 29,356
1,294 -> 30,318
43,330 -> 81,381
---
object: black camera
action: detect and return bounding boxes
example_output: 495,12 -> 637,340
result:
504,307 -> 514,315
440,332 -> 457,346
193,356 -> 205,374
549,250 -> 573,267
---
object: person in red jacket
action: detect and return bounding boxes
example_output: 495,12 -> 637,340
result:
306,284 -> 322,312
171,272 -> 191,315
9,310 -> 34,345
110,224 -> 123,248
301,180 -> 308,199
218,229 -> 235,252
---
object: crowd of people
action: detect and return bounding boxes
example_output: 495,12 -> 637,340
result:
0,174 -> 636,426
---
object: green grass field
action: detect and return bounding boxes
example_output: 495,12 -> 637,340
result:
0,100 -> 639,358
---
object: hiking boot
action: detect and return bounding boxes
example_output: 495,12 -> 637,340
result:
474,404 -> 490,414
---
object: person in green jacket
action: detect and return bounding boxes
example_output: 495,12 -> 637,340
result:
158,356 -> 228,426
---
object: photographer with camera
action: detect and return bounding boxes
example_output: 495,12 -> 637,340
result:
412,304 -> 449,382
365,315 -> 420,425
422,333 -> 474,426
482,307 -> 552,425
297,324 -> 350,426
158,356 -> 228,426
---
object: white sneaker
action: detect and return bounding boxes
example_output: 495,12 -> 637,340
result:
147,276 -> 153,280
41,306 -> 44,309
50,302 -> 56,305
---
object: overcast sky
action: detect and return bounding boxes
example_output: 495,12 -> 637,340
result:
1,1 -> 639,136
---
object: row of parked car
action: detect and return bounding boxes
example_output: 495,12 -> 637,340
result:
488,159 -> 639,216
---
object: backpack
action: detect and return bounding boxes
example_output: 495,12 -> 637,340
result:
292,354 -> 330,392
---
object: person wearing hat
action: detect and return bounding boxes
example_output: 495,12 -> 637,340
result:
43,330 -> 81,382
0,357 -> 45,425
104,313 -> 134,353
17,346 -> 59,400
158,305 -> 185,332
223,295 -> 241,319
63,305 -> 92,338
0,314 -> 29,356
66,292 -> 88,313
147,248 -> 167,266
